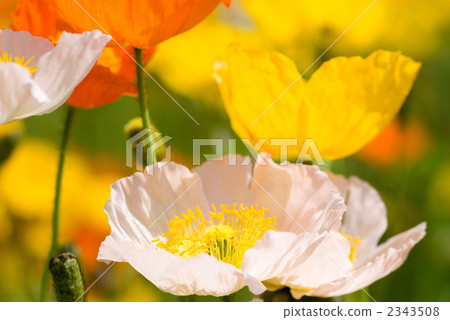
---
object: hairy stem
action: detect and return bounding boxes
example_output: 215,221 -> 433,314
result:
40,106 -> 75,301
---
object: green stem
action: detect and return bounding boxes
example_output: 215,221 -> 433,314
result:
40,106 -> 75,301
134,47 -> 156,165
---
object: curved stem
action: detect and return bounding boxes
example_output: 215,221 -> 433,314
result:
134,47 -> 156,165
40,106 -> 75,301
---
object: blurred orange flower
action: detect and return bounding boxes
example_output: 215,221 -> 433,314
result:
358,117 -> 430,167
0,0 -> 16,28
12,0 -> 155,109
53,0 -> 231,49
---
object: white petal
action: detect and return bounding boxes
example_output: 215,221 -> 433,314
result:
251,153 -> 346,233
192,154 -> 253,205
0,30 -> 53,124
326,173 -> 348,197
26,30 -> 111,117
98,236 -> 266,296
0,64 -> 49,125
242,230 -> 328,281
280,232 -> 352,289
106,162 -> 209,244
305,223 -> 426,298
0,29 -> 53,63
328,173 -> 388,265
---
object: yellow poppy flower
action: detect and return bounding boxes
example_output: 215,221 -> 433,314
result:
150,0 -> 446,106
214,45 -> 421,160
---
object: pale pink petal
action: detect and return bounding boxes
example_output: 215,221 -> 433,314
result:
302,223 -> 426,298
0,29 -> 53,63
106,162 -> 209,245
251,153 -> 346,233
328,173 -> 388,265
26,30 -> 111,117
242,231 -> 351,293
277,232 -> 352,290
326,173 -> 348,196
241,230 -> 326,281
192,154 -> 253,205
0,30 -> 110,122
98,236 -> 266,296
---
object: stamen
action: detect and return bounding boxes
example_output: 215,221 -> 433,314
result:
340,231 -> 362,263
156,204 -> 276,268
0,51 -> 37,75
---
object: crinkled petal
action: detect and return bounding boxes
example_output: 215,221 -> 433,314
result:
192,154 -> 252,205
300,223 -> 426,298
304,50 -> 421,159
214,44 -> 306,158
0,64 -> 49,124
242,230 -> 328,282
106,162 -> 209,244
250,154 -> 346,233
22,30 -> 111,118
275,232 -> 352,290
215,47 -> 420,161
98,236 -> 265,296
328,173 -> 388,265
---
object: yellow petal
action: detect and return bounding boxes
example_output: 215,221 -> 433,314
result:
304,50 -> 421,159
214,44 -> 306,157
215,47 -> 421,160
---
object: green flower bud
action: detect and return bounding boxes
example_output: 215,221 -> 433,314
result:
49,253 -> 86,302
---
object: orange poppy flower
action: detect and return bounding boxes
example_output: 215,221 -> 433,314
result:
53,0 -> 231,49
358,117 -> 430,167
12,0 -> 155,109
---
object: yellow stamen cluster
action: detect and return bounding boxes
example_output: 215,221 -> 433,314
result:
156,204 -> 276,268
340,231 -> 362,263
0,51 -> 37,75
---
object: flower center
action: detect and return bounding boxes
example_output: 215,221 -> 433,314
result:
340,231 -> 362,263
0,51 -> 37,75
97,47 -> 122,74
156,204 -> 276,268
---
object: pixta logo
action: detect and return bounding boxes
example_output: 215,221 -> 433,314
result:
126,129 -> 172,172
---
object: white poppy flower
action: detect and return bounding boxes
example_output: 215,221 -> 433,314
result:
0,29 -> 111,125
290,174 -> 426,299
98,154 -> 352,297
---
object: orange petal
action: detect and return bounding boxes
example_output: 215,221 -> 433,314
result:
72,226 -> 108,272
114,46 -> 156,81
54,0 -> 226,48
358,118 -> 430,166
403,119 -> 430,164
12,0 -> 74,39
67,65 -> 137,109
357,119 -> 404,166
